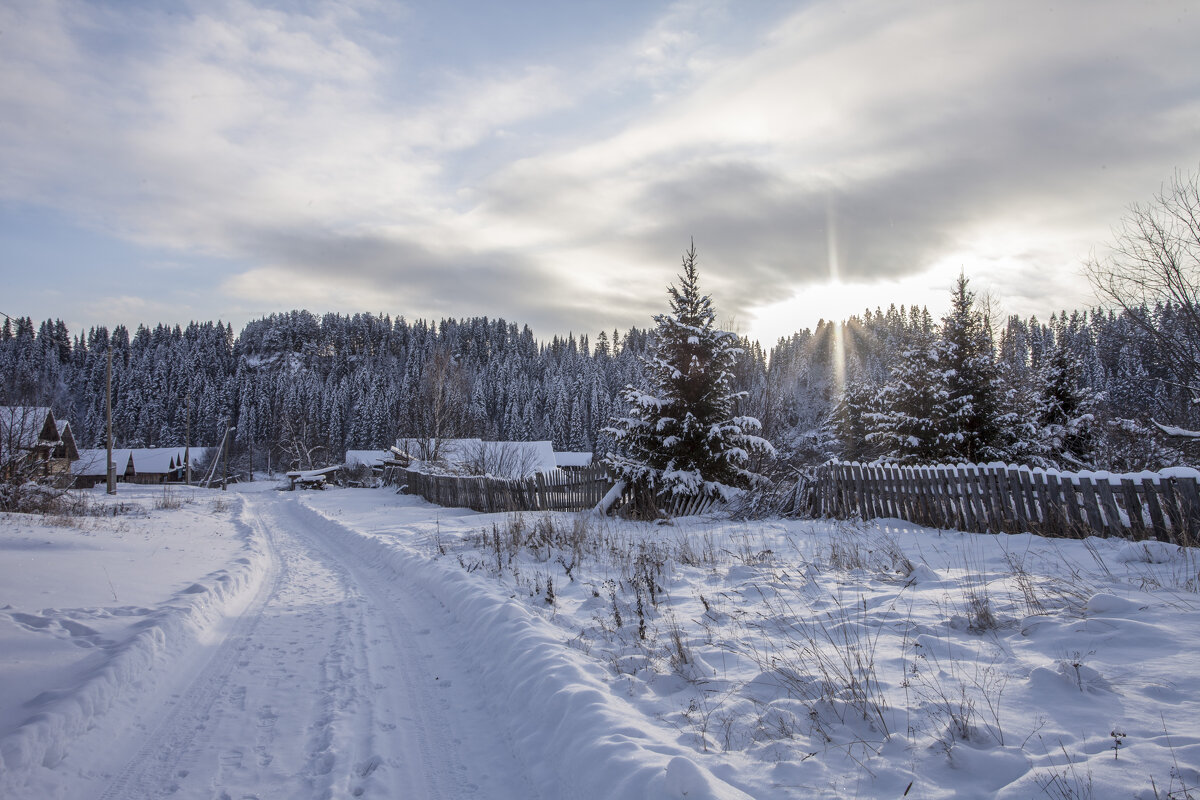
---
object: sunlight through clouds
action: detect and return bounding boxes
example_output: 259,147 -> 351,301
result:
2,0 -> 1198,339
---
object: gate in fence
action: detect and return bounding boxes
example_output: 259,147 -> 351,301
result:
815,461 -> 1200,543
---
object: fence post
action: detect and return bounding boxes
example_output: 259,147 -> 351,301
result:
1095,478 -> 1123,537
992,467 -> 1017,532
1174,478 -> 1200,545
1075,476 -> 1105,535
1119,479 -> 1147,539
1160,479 -> 1187,544
1015,468 -> 1040,531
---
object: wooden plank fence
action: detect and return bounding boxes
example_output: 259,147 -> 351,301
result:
814,461 -> 1200,543
384,464 -> 723,516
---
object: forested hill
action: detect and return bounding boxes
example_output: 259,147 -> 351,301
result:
0,311 -> 678,469
2,295 -> 1197,473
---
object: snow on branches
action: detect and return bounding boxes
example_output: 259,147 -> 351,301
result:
604,244 -> 773,514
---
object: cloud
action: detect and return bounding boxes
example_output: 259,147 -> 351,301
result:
3,0 -> 1199,340
468,1 -> 1200,331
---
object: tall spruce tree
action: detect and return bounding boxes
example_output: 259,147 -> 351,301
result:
935,274 -> 1007,462
1034,316 -> 1100,468
604,244 -> 772,512
865,314 -> 946,463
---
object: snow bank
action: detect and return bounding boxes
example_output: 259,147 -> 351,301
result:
298,498 -> 753,800
0,494 -> 269,797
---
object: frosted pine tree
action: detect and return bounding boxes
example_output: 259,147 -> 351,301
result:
603,244 -> 772,516
866,316 -> 947,463
1034,316 -> 1100,468
935,274 -> 1007,463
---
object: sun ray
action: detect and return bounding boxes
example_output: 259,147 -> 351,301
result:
827,196 -> 846,395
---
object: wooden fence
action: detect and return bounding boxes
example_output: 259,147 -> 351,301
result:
385,464 -> 723,516
814,461 -> 1200,543
388,465 -> 613,513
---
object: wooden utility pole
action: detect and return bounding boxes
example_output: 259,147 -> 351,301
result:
184,396 -> 191,485
105,347 -> 115,495
222,423 -> 229,491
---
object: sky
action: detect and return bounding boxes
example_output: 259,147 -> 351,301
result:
2,0 -> 1199,347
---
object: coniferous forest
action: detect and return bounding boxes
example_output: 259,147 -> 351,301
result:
2,269 -> 1197,474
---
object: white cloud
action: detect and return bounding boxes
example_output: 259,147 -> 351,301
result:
2,0 -> 1198,340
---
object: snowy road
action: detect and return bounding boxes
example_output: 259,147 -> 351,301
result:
96,491 -> 537,800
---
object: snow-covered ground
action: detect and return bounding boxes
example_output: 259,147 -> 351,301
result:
2,483 -> 1199,799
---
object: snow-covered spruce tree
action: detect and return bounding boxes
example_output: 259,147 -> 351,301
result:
934,274 -> 1008,463
865,316 -> 948,464
1034,315 -> 1101,468
602,244 -> 773,516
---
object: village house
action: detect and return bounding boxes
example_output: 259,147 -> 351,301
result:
0,406 -> 78,481
553,451 -> 594,471
71,449 -> 134,488
393,438 -> 558,478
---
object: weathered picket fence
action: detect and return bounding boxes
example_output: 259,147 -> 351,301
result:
387,464 -> 723,516
814,461 -> 1200,543
390,465 -> 612,513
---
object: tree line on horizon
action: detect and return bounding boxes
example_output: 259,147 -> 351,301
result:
1,278 -> 1195,475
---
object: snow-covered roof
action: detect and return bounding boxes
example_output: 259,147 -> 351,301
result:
72,449 -> 133,477
394,438 -> 557,477
462,440 -> 557,477
554,451 -> 593,468
286,465 -> 342,479
394,438 -> 483,464
344,449 -> 391,467
0,406 -> 57,450
129,448 -> 182,474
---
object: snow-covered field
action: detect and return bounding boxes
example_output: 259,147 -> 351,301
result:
2,483 -> 1199,799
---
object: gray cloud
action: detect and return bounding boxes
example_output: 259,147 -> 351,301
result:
4,0 -> 1200,341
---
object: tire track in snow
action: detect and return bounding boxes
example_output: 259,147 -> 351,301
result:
96,496 -> 284,800
275,494 -> 541,799
96,490 -> 536,800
